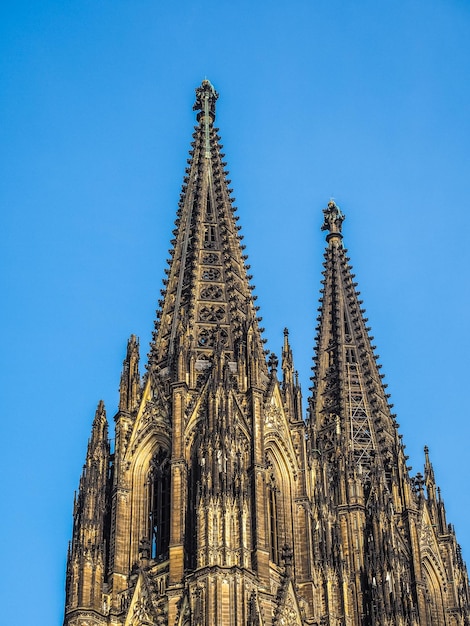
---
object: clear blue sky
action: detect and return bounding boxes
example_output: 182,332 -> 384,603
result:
1,1 -> 469,623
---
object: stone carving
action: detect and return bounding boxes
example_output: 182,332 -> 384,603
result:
202,253 -> 219,264
276,594 -> 301,625
199,305 -> 225,323
200,285 -> 223,300
198,327 -> 228,348
321,200 -> 345,235
193,79 -> 219,116
201,268 -> 221,281
265,404 -> 282,430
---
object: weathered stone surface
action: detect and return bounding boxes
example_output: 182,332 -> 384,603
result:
64,81 -> 469,626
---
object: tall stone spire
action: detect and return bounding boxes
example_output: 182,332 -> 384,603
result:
149,79 -> 266,385
308,201 -> 470,625
310,200 -> 398,486
88,81 -> 307,626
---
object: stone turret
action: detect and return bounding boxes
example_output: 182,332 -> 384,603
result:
65,401 -> 110,623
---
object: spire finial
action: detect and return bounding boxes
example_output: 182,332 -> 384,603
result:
193,79 -> 219,121
322,200 -> 345,242
194,79 -> 219,159
424,445 -> 435,481
283,327 -> 290,353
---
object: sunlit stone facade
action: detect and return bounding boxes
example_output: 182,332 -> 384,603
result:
64,81 -> 469,626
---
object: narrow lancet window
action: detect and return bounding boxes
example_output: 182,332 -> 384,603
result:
343,311 -> 351,336
346,348 -> 357,364
206,190 -> 214,221
268,475 -> 280,564
147,449 -> 171,561
204,225 -> 216,244
185,453 -> 201,570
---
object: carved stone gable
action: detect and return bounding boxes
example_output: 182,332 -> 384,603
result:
124,574 -> 160,626
274,579 -> 304,626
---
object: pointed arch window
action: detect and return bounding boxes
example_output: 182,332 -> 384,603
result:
185,452 -> 201,570
423,562 -> 446,625
343,311 -> 352,338
205,190 -> 214,221
147,449 -> 171,561
204,225 -> 216,243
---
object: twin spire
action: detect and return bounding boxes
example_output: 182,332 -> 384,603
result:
81,78 -> 439,515
149,79 -> 266,380
151,80 -> 396,471
65,81 -> 470,626
311,197 -> 398,484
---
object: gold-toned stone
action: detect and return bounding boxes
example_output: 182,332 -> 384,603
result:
64,81 -> 469,626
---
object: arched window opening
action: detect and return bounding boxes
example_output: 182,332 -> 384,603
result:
423,562 -> 445,625
343,311 -> 351,337
185,452 -> 201,570
267,474 -> 280,564
206,191 -> 214,221
204,225 -> 216,243
147,449 -> 171,561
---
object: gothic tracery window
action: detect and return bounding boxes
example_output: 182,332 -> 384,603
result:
204,226 -> 216,244
147,449 -> 171,561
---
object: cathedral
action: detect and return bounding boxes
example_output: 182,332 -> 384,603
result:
64,80 -> 470,626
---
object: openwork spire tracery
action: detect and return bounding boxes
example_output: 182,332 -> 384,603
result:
148,80 -> 266,382
64,83 -> 470,626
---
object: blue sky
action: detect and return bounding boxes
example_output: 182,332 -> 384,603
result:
1,1 -> 469,623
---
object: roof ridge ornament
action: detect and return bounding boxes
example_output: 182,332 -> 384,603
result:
322,200 -> 345,243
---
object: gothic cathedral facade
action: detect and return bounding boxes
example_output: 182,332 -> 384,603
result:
64,81 -> 470,626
